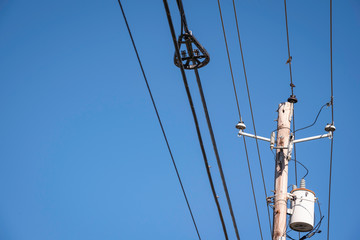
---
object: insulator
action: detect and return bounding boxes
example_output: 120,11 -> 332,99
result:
235,121 -> 246,130
270,131 -> 275,150
288,95 -> 298,103
325,123 -> 336,132
300,178 -> 306,188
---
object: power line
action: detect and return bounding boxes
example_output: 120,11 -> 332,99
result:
216,0 -> 263,239
327,138 -> 334,240
283,0 -> 295,96
271,150 -> 309,181
174,1 -> 242,239
194,68 -> 242,240
292,111 -> 298,186
176,0 -> 188,33
162,1 -> 229,239
215,0 -> 242,120
116,1 -> 201,239
294,102 -> 330,133
290,158 -> 309,179
292,110 -> 300,240
283,0 -> 299,209
327,0 -> 335,238
231,0 -> 272,235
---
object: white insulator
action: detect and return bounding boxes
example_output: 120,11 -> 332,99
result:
289,188 -> 315,232
270,132 -> 275,150
325,123 -> 336,132
235,121 -> 246,130
300,178 -> 306,188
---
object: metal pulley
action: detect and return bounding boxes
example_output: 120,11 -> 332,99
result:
174,32 -> 210,69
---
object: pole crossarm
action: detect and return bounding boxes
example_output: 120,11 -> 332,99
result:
237,130 -> 333,146
293,132 -> 332,144
237,130 -> 271,142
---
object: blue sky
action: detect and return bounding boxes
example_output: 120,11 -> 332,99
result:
0,0 -> 359,239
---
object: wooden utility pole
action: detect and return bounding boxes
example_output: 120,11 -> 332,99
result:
272,102 -> 293,240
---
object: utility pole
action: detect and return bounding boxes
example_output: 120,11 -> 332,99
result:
236,100 -> 334,239
272,102 -> 293,240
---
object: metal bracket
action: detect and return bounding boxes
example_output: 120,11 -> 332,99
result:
237,129 -> 271,142
293,132 -> 332,143
287,208 -> 293,215
237,122 -> 334,150
174,32 -> 210,69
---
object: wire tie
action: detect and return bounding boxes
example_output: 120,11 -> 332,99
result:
286,56 -> 292,64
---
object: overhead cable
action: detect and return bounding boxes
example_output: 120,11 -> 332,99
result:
216,0 -> 264,239
162,1 -> 229,239
194,69 -> 242,240
283,0 -> 299,194
283,0 -> 295,97
175,1 -> 242,239
116,1 -> 201,239
294,102 -> 330,133
215,0 -> 242,119
292,112 -> 298,187
327,0 -> 335,238
231,0 -> 272,235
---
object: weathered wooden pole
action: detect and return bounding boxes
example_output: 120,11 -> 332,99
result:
272,102 -> 293,240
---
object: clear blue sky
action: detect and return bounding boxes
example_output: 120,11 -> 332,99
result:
0,0 -> 359,239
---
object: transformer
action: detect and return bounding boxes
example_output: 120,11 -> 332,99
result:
289,179 -> 316,232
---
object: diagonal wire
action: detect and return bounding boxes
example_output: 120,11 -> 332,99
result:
327,138 -> 334,240
292,111 -> 298,185
176,0 -> 189,34
174,1 -> 242,238
283,0 -> 299,205
216,0 -> 263,239
231,0 -> 272,236
294,102 -> 330,133
292,110 -> 299,240
194,68 -> 242,240
162,0 -> 229,239
284,0 -> 295,96
116,1 -> 201,239
327,0 -> 335,239
216,0 -> 242,120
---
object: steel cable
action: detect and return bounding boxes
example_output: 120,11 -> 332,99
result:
175,0 -> 242,238
283,0 -> 299,212
284,0 -> 295,96
216,0 -> 242,120
216,0 -> 264,239
231,0 -> 272,236
163,1 -> 229,239
116,1 -> 201,239
194,68 -> 242,240
327,0 -> 335,238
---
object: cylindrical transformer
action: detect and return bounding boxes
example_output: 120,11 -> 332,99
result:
289,188 -> 316,232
